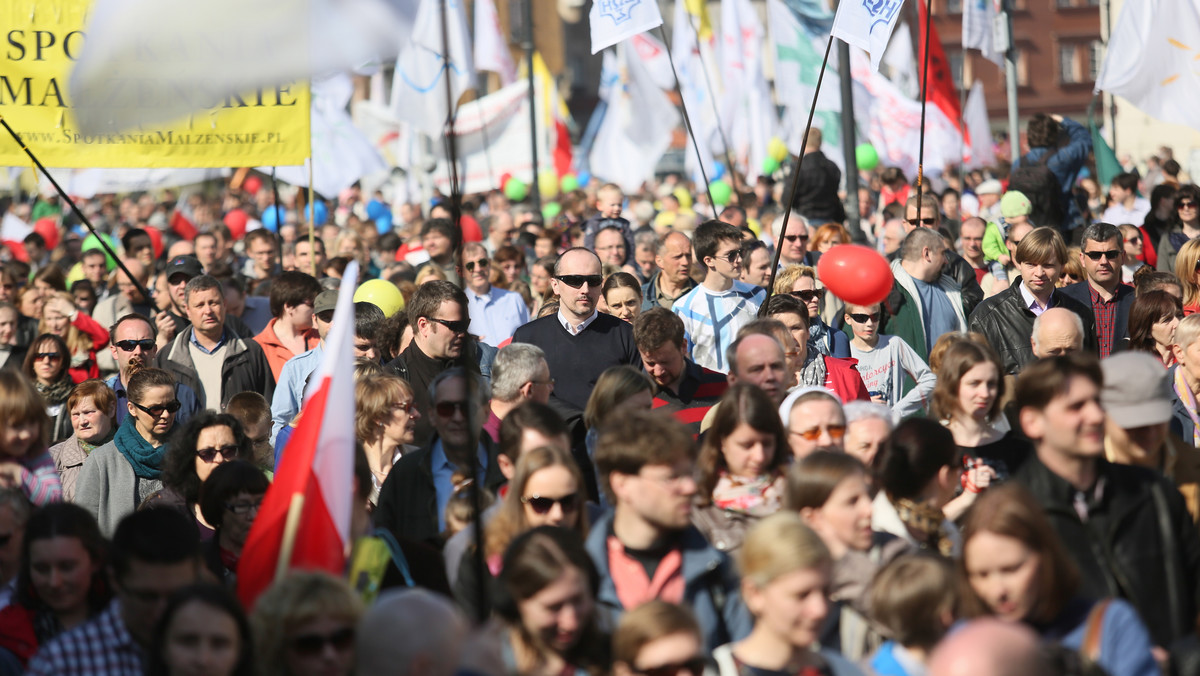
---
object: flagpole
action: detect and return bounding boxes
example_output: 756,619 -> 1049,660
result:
759,33 -> 835,317
271,166 -> 282,230
308,159 -> 316,277
915,0 -> 933,196
522,0 -> 541,210
0,115 -> 150,303
275,494 -> 306,580
657,27 -> 716,210
684,15 -> 740,196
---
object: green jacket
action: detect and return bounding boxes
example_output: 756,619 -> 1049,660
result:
876,260 -> 968,363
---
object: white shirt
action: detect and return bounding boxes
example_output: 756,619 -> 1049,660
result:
557,309 -> 599,335
1101,197 -> 1151,227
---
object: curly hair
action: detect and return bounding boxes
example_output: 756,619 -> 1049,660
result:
161,412 -> 252,506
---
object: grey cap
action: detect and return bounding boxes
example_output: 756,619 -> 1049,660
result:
1100,352 -> 1173,428
975,179 -> 1003,195
313,289 -> 339,315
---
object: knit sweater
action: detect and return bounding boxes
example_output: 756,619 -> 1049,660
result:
510,312 -> 640,414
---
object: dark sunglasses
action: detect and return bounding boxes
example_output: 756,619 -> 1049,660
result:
114,339 -> 156,352
783,234 -> 809,242
555,274 -> 603,289
427,317 -> 470,333
521,493 -> 580,515
465,258 -> 489,272
789,289 -> 819,302
34,352 -> 62,361
196,444 -> 239,463
131,400 -> 181,417
714,250 -> 743,263
289,627 -> 355,656
634,657 -> 708,676
1179,201 -> 1197,209
848,312 -> 881,323
907,217 -> 937,226
435,400 -> 469,417
1083,249 -> 1121,261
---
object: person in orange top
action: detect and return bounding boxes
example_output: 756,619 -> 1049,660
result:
252,271 -> 322,381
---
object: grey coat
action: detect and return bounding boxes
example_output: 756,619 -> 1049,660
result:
72,440 -> 162,537
48,434 -> 88,503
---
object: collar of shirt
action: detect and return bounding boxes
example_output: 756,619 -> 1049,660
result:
1018,281 -> 1051,315
189,327 -> 228,355
467,285 -> 497,305
558,309 -> 599,335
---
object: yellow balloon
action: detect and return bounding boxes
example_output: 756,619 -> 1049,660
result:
353,279 -> 406,317
768,138 -> 789,163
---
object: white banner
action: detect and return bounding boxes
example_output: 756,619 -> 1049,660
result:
390,0 -> 474,138
831,0 -> 906,71
475,0 -> 517,84
589,0 -> 664,54
963,81 -> 995,170
590,43 -> 679,192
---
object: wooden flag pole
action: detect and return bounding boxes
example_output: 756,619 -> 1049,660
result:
275,493 -> 306,580
915,0 -> 934,196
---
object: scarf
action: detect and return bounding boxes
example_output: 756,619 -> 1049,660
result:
35,377 -> 72,406
114,414 -> 169,480
808,319 -> 831,358
893,496 -> 954,556
799,353 -> 828,388
79,428 -> 115,455
712,471 -> 784,517
1174,367 -> 1200,448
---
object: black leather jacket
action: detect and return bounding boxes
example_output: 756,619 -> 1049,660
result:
967,276 -> 1096,375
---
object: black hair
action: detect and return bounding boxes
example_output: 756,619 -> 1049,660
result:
354,301 -> 385,341
162,412 -> 253,506
146,584 -> 256,676
198,460 -> 270,530
16,503 -> 111,615
110,508 -> 200,581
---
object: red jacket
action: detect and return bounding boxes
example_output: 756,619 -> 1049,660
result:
822,356 -> 871,404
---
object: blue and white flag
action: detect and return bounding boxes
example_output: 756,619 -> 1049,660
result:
830,0 -> 906,72
589,0 -> 664,54
390,0 -> 474,138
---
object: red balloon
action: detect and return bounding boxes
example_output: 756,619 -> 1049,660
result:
243,175 -> 263,195
145,227 -> 164,259
224,209 -> 249,240
816,244 -> 894,306
4,240 -> 27,263
499,172 -> 512,190
34,217 -> 59,251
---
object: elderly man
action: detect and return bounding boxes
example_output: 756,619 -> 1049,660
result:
484,343 -> 553,443
725,333 -> 789,407
641,231 -> 697,311
772,211 -> 814,267
1029,307 -> 1085,358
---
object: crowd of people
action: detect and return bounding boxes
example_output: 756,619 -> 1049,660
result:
0,114 -> 1198,676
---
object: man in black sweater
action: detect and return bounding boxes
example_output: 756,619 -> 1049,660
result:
511,247 -> 640,421
790,127 -> 845,226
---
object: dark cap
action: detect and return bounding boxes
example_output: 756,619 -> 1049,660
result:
165,255 -> 204,281
314,289 -> 339,315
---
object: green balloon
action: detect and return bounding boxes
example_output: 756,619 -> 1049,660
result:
560,173 -> 579,193
708,180 -> 733,207
543,202 -> 562,220
505,178 -> 529,202
81,233 -> 117,269
762,157 -> 781,175
855,143 -> 880,171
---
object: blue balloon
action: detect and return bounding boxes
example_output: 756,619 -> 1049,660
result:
310,200 -> 328,226
375,214 -> 393,235
261,205 -> 281,232
712,162 -> 727,180
576,170 -> 591,187
366,199 -> 389,221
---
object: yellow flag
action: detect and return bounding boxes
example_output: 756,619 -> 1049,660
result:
685,0 -> 713,41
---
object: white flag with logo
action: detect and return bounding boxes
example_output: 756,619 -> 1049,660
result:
390,0 -> 475,138
590,43 -> 679,192
1096,0 -> 1200,132
590,0 -> 664,54
831,0 -> 906,71
962,0 -> 1002,66
963,81 -> 995,169
721,0 -> 777,180
475,0 -> 516,84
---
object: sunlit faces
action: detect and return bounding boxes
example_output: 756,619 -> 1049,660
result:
639,342 -> 687,390
128,384 -> 178,439
740,247 -> 773,288
743,565 -> 829,650
1018,374 -> 1105,459
0,306 -> 17,345
551,250 -> 603,321
194,424 -> 236,483
656,233 -> 694,285
518,565 -> 595,654
30,338 -> 64,385
604,286 -> 641,323
1017,256 -> 1061,298
611,459 -> 697,530
522,465 -> 581,528
382,395 -> 421,446
1079,237 -> 1123,286
956,362 -> 999,422
803,473 -> 874,553
29,536 -> 99,618
720,423 -> 776,478
1153,310 -> 1183,350
730,335 -> 787,406
790,277 -> 821,318
963,531 -> 1041,623
595,228 -> 628,267
843,417 -> 889,469
185,287 -> 226,337
70,395 -> 113,445
786,398 -> 846,459
420,300 -> 467,360
707,240 -> 743,278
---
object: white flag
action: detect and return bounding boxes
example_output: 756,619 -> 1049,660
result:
475,0 -> 517,84
590,43 -> 680,192
1096,0 -> 1200,132
391,0 -> 475,138
831,0 -> 906,71
962,0 -> 1002,66
768,0 -> 840,112
963,81 -> 995,170
70,0 -> 418,134
882,22 -> 920,99
589,0 -> 664,55
721,0 -> 777,180
672,0 -> 722,184
629,33 -> 677,90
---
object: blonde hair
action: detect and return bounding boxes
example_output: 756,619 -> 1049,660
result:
415,265 -> 448,286
1176,314 -> 1200,352
0,371 -> 50,458
773,264 -> 816,296
250,572 -> 363,676
1176,238 -> 1200,308
355,374 -> 414,441
39,291 -> 92,357
738,512 -> 831,587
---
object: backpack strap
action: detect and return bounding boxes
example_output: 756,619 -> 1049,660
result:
1081,598 -> 1111,662
375,527 -> 416,588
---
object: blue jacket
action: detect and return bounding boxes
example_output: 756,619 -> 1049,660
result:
1043,597 -> 1158,676
1017,116 -> 1092,230
1171,365 -> 1196,445
1057,281 -> 1134,354
585,510 -> 752,650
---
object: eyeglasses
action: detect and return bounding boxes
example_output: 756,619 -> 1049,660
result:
1082,249 -> 1121,261
131,399 -> 181,417
783,234 -> 808,243
196,444 -> 238,463
530,378 -> 556,387
907,217 -> 937,226
521,493 -> 580,514
633,657 -> 708,676
465,258 -> 489,272
848,312 -> 881,323
34,352 -> 62,362
114,339 -> 156,352
555,274 -> 604,289
714,250 -> 743,263
1179,201 -> 1197,209
289,627 -> 356,657
427,317 -> 470,333
225,499 -> 263,515
435,400 -> 469,417
789,289 -> 819,302
790,424 -> 847,441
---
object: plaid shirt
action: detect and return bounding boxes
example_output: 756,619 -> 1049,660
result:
1089,284 -> 1121,358
27,600 -> 143,676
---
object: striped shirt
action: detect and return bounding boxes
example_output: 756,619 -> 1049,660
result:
651,360 -> 729,436
28,600 -> 143,676
672,281 -> 766,373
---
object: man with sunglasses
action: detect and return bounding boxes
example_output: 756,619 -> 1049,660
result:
462,242 -> 528,348
511,247 -> 640,417
106,313 -> 200,427
879,228 -> 968,363
901,194 -> 984,315
771,211 -> 815,268
1059,223 -> 1134,359
672,220 -> 766,374
92,257 -> 155,378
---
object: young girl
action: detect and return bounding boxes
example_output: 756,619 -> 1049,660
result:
866,554 -> 958,676
844,302 -> 936,421
0,370 -> 62,505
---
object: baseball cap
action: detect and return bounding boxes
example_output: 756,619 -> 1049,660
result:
1001,191 -> 1033,219
1100,352 -> 1173,428
975,179 -> 1003,196
314,289 -> 339,315
165,255 -> 203,282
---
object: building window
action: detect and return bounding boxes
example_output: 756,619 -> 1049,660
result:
945,0 -> 962,14
1089,40 -> 1103,81
947,50 -> 964,86
1055,0 -> 1073,7
1059,43 -> 1082,83
1014,47 -> 1029,86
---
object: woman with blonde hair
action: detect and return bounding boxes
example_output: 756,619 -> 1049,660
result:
355,374 -> 422,505
251,571 -> 364,676
1175,237 -> 1200,315
38,292 -> 108,383
713,512 -> 862,676
773,264 -> 850,358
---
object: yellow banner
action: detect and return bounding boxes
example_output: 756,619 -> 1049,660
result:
0,0 -> 310,168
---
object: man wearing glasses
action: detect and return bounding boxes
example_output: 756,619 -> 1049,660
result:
771,211 -> 815,268
511,247 -> 640,418
902,194 -> 984,316
1059,223 -> 1134,359
462,242 -> 528,348
105,313 -> 200,426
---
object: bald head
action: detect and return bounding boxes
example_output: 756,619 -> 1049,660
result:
1031,307 -> 1084,358
930,619 -> 1050,676
356,589 -> 468,676
728,333 -> 788,405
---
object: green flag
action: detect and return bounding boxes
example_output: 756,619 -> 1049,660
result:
1088,97 -> 1121,189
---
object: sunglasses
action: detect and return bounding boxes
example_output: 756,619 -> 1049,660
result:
783,234 -> 809,242
225,499 -> 263,515
907,217 -> 937,226
131,399 -> 182,417
392,400 -> 416,413
34,352 -> 62,362
555,274 -> 603,289
465,258 -> 489,272
427,317 -> 470,333
114,339 -> 156,352
789,290 -> 819,302
1083,249 -> 1121,261
791,424 -> 847,441
196,444 -> 238,463
634,658 -> 708,676
289,627 -> 355,657
435,400 -> 469,417
1179,201 -> 1197,209
714,250 -> 743,263
522,493 -> 580,514
848,312 -> 881,323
